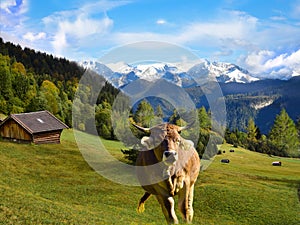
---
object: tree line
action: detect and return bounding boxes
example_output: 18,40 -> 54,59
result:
121,99 -> 300,164
225,109 -> 300,158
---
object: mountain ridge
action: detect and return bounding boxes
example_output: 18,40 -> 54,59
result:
79,60 -> 261,88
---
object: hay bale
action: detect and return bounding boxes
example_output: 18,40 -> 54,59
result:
272,161 -> 282,166
221,159 -> 230,163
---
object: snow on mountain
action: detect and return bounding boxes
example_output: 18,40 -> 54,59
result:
79,60 -> 260,88
79,60 -> 114,77
250,99 -> 275,110
210,62 -> 259,83
188,60 -> 259,84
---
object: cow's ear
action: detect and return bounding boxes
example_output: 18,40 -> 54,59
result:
141,136 -> 154,150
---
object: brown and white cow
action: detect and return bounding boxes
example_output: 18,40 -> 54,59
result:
134,123 -> 200,224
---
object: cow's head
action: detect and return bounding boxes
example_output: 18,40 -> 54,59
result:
133,123 -> 191,166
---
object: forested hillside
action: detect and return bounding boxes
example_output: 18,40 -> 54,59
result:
0,38 -> 118,126
186,78 -> 300,134
220,78 -> 300,134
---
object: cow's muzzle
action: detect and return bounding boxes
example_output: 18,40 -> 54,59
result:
163,150 -> 178,166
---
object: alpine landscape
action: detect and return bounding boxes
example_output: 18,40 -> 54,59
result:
81,59 -> 300,134
1,0 -> 300,224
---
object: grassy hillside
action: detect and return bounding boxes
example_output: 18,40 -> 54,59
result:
0,129 -> 299,224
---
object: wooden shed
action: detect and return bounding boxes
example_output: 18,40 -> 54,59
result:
0,110 -> 68,144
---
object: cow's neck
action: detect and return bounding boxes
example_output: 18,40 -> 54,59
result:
153,147 -> 164,162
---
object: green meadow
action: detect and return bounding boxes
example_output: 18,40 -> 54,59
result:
0,129 -> 299,224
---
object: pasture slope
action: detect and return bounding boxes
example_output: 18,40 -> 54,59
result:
0,129 -> 299,225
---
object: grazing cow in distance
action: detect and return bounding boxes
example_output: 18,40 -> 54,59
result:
134,123 -> 200,224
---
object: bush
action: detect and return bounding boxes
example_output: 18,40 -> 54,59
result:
121,147 -> 139,164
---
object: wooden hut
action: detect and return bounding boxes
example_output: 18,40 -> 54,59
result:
0,111 -> 68,144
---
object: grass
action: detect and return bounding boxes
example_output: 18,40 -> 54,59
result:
0,129 -> 299,224
0,113 -> 6,121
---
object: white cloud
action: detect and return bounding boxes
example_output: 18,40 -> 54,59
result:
52,16 -> 113,56
270,16 -> 286,21
42,1 -> 130,57
0,0 -> 15,12
156,19 -> 167,25
62,16 -> 113,39
23,32 -> 46,42
81,0 -> 131,14
0,0 -> 28,14
100,8 -> 300,76
291,0 -> 300,19
111,10 -> 259,53
240,49 -> 300,78
0,0 -> 28,27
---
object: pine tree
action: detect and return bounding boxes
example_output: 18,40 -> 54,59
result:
151,104 -> 164,125
155,105 -> 164,119
198,106 -> 211,129
296,117 -> 300,140
246,117 -> 258,151
247,118 -> 258,141
133,100 -> 155,127
95,101 -> 114,139
269,109 -> 299,157
169,109 -> 180,125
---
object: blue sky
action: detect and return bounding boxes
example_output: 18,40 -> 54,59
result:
1,0 -> 300,78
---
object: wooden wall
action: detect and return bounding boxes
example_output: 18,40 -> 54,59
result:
0,119 -> 63,144
33,130 -> 62,144
0,119 -> 32,142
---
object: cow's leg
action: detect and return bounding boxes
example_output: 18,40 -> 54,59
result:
186,183 -> 195,223
156,195 -> 178,224
178,185 -> 188,222
178,183 -> 194,224
137,192 -> 151,213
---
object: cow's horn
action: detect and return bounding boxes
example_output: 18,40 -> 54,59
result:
178,121 -> 195,132
178,125 -> 188,132
132,123 -> 151,133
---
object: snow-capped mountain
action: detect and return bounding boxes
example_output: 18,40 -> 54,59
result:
79,60 -> 114,77
79,60 -> 260,88
187,60 -> 259,84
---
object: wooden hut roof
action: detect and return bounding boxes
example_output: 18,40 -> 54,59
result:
0,111 -> 68,134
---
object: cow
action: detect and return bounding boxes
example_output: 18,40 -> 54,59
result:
133,123 -> 200,224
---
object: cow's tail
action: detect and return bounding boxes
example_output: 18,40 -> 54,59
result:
137,192 -> 151,213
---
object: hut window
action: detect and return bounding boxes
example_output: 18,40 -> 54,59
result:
37,118 -> 45,123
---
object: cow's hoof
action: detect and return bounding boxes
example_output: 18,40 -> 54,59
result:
137,203 -> 145,213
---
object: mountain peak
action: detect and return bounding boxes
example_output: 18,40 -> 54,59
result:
79,59 -> 260,88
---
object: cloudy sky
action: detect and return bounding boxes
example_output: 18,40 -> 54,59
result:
1,0 -> 300,78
